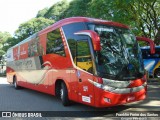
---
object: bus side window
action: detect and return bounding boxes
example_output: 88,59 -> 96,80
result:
28,38 -> 42,57
46,29 -> 65,56
62,22 -> 87,62
76,40 -> 93,73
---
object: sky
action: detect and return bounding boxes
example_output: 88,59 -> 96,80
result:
0,0 -> 70,36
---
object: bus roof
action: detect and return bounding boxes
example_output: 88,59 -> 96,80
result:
39,17 -> 129,35
8,17 -> 129,51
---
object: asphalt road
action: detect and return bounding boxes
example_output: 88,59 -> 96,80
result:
0,77 -> 160,119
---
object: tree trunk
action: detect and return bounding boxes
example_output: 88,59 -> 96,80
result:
154,28 -> 160,45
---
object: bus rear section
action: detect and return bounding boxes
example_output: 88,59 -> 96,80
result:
6,17 -> 149,108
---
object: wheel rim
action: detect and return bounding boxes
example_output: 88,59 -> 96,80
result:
156,71 -> 160,78
60,88 -> 63,100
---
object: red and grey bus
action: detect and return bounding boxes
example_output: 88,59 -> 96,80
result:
6,17 -> 154,107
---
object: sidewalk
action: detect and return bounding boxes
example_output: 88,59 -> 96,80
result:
0,77 -> 9,84
126,79 -> 160,111
148,78 -> 160,85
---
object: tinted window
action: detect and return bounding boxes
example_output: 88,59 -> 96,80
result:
142,48 -> 160,59
76,40 -> 93,72
62,22 -> 93,73
46,29 -> 65,56
62,22 -> 87,60
28,37 -> 44,57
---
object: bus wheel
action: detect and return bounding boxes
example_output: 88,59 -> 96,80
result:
154,69 -> 160,78
60,82 -> 70,106
13,76 -> 19,89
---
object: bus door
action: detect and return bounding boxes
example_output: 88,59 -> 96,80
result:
75,40 -> 95,105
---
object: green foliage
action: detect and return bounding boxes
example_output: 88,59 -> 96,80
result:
77,41 -> 90,56
126,0 -> 160,45
0,31 -> 11,45
41,0 -> 69,21
2,37 -> 19,52
89,0 -> 159,43
15,17 -> 54,41
88,0 -> 113,19
2,0 -> 159,57
1,17 -> 54,54
61,0 -> 91,18
27,0 -> 160,46
36,7 -> 49,18
0,50 -> 5,56
0,31 -> 12,56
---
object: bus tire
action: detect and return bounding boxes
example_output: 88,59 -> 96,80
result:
154,69 -> 160,78
60,82 -> 70,106
13,76 -> 20,89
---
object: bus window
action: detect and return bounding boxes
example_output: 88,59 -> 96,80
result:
46,29 -> 65,56
76,40 -> 93,73
28,37 -> 44,57
62,22 -> 87,61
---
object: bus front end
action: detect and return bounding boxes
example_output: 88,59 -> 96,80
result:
90,76 -> 147,107
88,24 -> 147,107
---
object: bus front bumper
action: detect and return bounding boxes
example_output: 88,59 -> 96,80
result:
94,86 -> 147,108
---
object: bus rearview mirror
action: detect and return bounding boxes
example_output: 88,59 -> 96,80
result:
136,36 -> 155,54
74,30 -> 101,51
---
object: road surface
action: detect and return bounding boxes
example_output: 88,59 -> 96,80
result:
0,77 -> 159,119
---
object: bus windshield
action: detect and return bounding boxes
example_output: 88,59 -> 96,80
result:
88,24 -> 144,80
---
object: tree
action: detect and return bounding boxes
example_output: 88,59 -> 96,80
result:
36,7 -> 49,18
88,0 -> 160,45
0,32 -> 11,47
41,0 -> 69,21
15,17 -> 54,41
0,31 -> 12,56
2,37 -> 19,53
127,0 -> 160,45
155,27 -> 160,45
60,0 -> 91,18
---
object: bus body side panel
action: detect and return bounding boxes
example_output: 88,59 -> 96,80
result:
69,68 -> 95,106
16,69 -> 70,95
7,31 -> 74,96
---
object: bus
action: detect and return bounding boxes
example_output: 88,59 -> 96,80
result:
6,17 -> 154,107
141,46 -> 160,78
74,55 -> 92,71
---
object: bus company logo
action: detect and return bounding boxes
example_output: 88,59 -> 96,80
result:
2,112 -> 11,117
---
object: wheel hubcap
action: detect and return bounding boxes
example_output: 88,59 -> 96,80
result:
156,72 -> 160,78
14,81 -> 17,88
